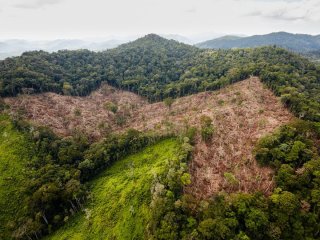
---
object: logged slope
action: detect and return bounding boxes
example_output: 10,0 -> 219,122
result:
197,32 -> 320,52
46,139 -> 179,240
0,115 -> 35,240
5,78 -> 294,197
5,83 -> 147,139
185,78 -> 293,198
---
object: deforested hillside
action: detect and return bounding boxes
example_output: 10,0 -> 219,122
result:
5,83 -> 147,139
4,77 -> 294,197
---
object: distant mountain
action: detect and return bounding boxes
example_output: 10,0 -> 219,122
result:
0,39 -> 125,60
196,32 -> 320,53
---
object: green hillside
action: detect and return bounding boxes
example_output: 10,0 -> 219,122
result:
0,115 -> 36,240
47,139 -> 179,240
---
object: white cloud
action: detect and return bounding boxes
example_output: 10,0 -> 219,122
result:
245,0 -> 320,22
0,0 -> 318,40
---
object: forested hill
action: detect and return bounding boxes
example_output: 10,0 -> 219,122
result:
0,34 -> 199,99
196,32 -> 320,53
1,34 -> 320,121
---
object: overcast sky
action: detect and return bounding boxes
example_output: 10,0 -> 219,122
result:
0,0 -> 319,40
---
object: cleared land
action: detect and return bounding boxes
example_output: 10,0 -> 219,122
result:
5,78 -> 294,197
46,139 -> 179,240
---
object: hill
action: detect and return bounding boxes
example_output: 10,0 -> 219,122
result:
0,34 -> 200,100
196,32 -> 320,53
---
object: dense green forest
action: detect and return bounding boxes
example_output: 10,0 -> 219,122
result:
1,34 -> 320,239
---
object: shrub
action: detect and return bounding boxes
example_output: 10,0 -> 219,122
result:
104,102 -> 118,113
200,115 -> 214,142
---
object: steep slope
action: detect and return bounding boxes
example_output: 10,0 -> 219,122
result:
197,32 -> 320,52
46,139 -> 179,240
0,115 -> 36,240
5,78 -> 294,197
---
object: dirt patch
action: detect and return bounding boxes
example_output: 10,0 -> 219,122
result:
4,77 -> 294,198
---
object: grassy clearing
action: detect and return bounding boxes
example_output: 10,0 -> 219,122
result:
0,115 -> 36,239
47,138 -> 179,240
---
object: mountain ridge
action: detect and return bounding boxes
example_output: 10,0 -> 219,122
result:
196,31 -> 320,52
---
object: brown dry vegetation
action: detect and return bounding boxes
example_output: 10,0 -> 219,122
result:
4,84 -> 147,139
4,77 -> 294,198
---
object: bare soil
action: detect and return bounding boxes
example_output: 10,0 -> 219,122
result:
4,77 -> 294,198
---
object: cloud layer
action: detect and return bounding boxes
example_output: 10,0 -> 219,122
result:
0,0 -> 319,40
246,0 -> 320,21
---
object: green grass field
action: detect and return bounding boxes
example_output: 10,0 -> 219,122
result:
0,115 -> 36,239
47,139 -> 179,240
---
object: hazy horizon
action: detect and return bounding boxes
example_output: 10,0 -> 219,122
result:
0,31 -> 318,43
